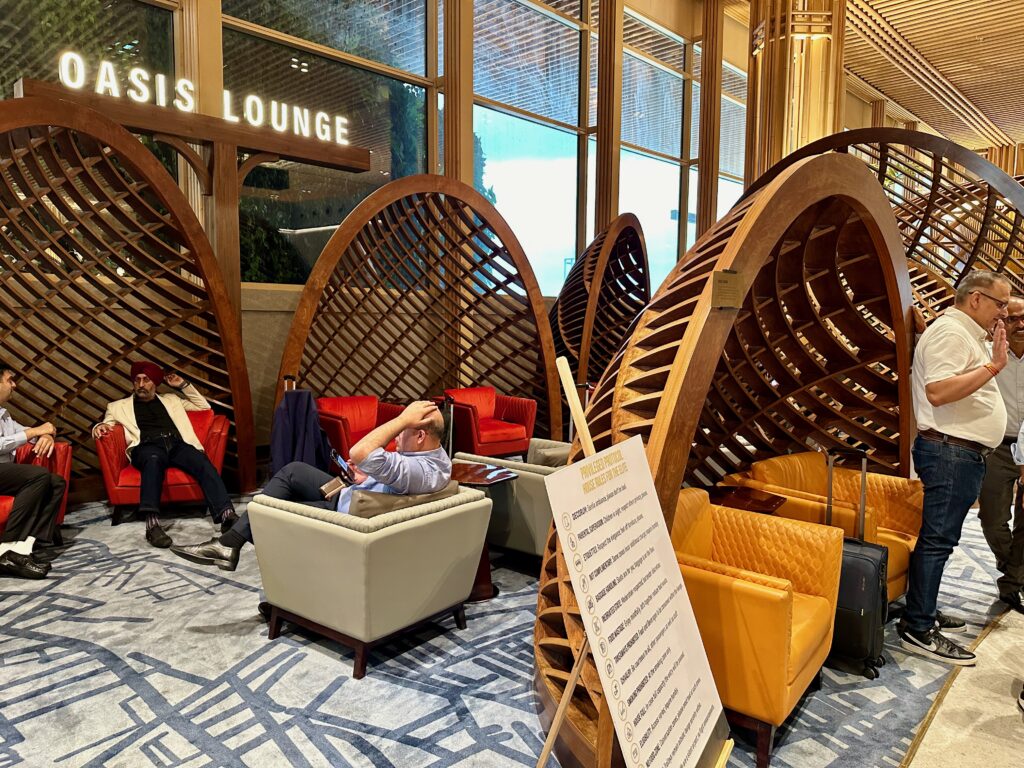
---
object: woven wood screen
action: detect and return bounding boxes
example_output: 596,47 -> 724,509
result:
533,154 -> 913,767
550,212 -> 650,387
278,175 -> 561,437
745,128 -> 1024,321
0,97 -> 255,491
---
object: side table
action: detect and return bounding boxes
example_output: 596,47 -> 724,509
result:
451,461 -> 519,602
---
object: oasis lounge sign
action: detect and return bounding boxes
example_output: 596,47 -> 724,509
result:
57,51 -> 351,146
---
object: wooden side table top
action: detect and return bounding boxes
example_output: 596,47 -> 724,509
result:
705,485 -> 786,514
452,461 -> 518,487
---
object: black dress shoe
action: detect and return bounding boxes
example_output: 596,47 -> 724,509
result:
28,553 -> 51,574
258,601 -> 271,621
220,511 -> 240,534
0,551 -> 48,580
146,524 -> 173,549
1000,590 -> 1024,614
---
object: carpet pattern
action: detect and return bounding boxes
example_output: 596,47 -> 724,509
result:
0,503 -> 1009,767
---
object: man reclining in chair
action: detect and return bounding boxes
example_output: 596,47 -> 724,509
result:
170,400 -> 450,572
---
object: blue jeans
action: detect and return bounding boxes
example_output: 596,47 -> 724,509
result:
905,436 -> 988,632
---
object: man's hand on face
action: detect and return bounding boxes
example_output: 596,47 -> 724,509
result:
32,434 -> 54,458
92,422 -> 114,439
165,372 -> 185,389
401,400 -> 440,429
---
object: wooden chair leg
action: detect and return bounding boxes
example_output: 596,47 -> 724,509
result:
352,643 -> 368,679
755,721 -> 776,768
453,604 -> 467,630
809,669 -> 823,693
267,606 -> 282,640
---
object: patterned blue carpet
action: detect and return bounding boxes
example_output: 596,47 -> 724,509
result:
0,502 -> 1008,767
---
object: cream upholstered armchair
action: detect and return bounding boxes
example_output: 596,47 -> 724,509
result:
453,438 -> 569,556
723,451 -> 922,602
671,488 -> 843,768
247,487 -> 492,678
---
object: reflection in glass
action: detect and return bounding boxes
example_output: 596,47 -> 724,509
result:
622,51 -> 682,157
0,0 -> 173,99
474,105 -> 578,297
222,0 -> 427,76
224,30 -> 425,284
620,148 -> 680,289
474,0 -> 580,125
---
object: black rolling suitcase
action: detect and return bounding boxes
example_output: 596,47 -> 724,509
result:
824,447 -> 889,680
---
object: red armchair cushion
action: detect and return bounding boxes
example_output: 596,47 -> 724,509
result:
477,417 -> 528,443
317,396 -> 378,433
0,498 -> 11,536
445,387 -> 495,419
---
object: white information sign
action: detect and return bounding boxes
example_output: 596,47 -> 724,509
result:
547,435 -> 723,768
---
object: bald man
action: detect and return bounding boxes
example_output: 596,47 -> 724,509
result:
170,401 -> 450,571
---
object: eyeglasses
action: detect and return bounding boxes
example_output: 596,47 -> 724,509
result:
972,290 -> 1009,311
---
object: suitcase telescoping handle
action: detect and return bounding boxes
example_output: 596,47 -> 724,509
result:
825,447 -> 869,540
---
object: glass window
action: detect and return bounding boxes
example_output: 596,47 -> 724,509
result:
718,176 -> 744,219
474,0 -> 580,125
721,95 -> 746,179
619,147 -> 680,289
686,165 -> 698,251
224,30 -> 426,284
0,0 -> 173,99
622,51 -> 682,157
689,81 -> 700,161
221,0 -> 427,76
623,12 -> 684,73
474,104 -> 578,296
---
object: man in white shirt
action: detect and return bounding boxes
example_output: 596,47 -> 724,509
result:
0,363 -> 65,580
169,401 -> 451,572
978,295 -> 1024,613
901,270 -> 1011,666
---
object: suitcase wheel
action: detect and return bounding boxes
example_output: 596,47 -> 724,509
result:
875,655 -> 886,668
863,665 -> 878,680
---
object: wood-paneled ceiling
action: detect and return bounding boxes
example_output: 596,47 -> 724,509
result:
845,0 -> 1024,149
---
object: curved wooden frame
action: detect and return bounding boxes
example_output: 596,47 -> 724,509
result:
277,174 -> 561,438
551,213 -> 651,387
745,128 -> 1024,314
0,96 -> 255,490
534,153 -> 913,768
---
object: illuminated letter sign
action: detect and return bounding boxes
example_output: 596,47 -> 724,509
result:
56,51 -> 350,147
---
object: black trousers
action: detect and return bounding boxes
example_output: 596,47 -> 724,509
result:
130,436 -> 233,521
0,462 -> 65,544
230,461 -> 334,545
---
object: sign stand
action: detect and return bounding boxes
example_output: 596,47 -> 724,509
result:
535,357 -> 734,768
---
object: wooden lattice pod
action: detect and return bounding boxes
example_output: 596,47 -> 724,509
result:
0,96 -> 255,491
278,175 -> 561,438
551,213 -> 651,386
534,153 -> 912,767
747,128 -> 1024,319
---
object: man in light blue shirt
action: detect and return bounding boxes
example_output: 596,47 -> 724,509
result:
0,364 -> 66,580
170,400 -> 451,571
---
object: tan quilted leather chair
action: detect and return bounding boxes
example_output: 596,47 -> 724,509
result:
453,438 -> 570,556
723,451 -> 922,602
672,488 -> 843,768
247,487 -> 492,678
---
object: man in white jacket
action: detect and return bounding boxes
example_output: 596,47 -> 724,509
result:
92,361 -> 235,548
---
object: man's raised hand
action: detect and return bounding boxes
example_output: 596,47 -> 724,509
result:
402,400 -> 440,429
992,319 -> 1009,371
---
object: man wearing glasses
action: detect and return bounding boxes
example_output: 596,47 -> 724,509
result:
980,294 -> 1024,614
902,269 -> 1011,665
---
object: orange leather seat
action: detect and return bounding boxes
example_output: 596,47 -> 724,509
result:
723,451 -> 922,602
671,488 -> 843,766
444,386 -> 535,457
316,396 -> 402,459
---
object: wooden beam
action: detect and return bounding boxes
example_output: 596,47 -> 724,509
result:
595,0 -> 624,230
443,0 -> 474,184
871,98 -> 887,128
14,79 -> 370,173
697,0 -> 724,236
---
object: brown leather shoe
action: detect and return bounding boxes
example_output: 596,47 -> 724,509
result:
0,551 -> 48,579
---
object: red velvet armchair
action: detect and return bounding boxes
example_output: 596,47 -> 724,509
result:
95,410 -> 229,518
0,440 -> 73,538
316,396 -> 403,459
444,386 -> 536,458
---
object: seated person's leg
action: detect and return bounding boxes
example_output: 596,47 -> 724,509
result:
262,461 -> 336,506
0,464 -> 53,579
165,440 -> 235,524
131,442 -> 172,547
